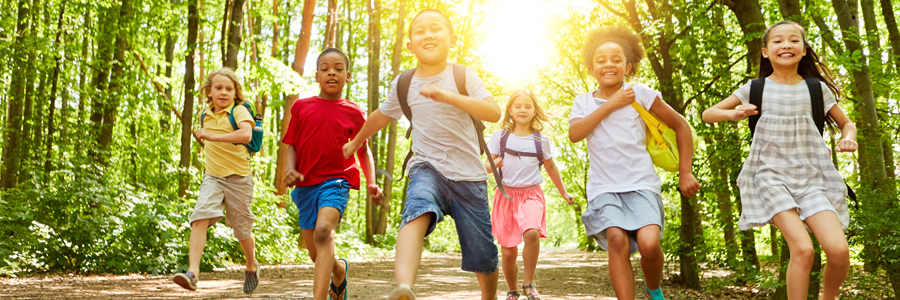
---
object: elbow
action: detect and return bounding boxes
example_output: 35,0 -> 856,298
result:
486,108 -> 502,123
568,131 -> 582,143
240,132 -> 252,144
700,109 -> 711,123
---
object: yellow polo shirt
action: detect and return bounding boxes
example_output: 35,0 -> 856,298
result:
202,102 -> 254,177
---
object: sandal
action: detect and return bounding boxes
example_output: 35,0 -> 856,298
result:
328,258 -> 349,300
643,282 -> 665,300
506,291 -> 520,300
522,283 -> 542,300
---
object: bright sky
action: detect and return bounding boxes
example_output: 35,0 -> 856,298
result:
477,0 -> 551,84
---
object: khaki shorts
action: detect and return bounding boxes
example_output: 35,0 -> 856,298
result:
189,174 -> 255,241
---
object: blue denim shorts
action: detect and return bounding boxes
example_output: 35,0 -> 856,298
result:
291,177 -> 351,230
401,162 -> 498,274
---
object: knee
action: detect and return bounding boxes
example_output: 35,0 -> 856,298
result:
313,227 -> 334,245
523,230 -> 540,245
789,243 -> 815,265
606,229 -> 630,253
823,242 -> 850,268
637,239 -> 662,261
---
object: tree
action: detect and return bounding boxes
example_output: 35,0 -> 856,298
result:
2,0 -> 31,188
179,0 -> 200,198
224,0 -> 246,69
364,0 -> 382,244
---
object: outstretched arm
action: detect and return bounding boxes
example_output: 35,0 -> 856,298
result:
419,84 -> 501,122
649,96 -> 700,197
701,95 -> 757,123
543,158 -> 573,205
196,121 -> 253,144
343,109 -> 393,159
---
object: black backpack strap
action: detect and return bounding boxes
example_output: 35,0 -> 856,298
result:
397,68 -> 417,180
748,77 -> 765,138
805,77 -> 825,136
534,131 -> 544,168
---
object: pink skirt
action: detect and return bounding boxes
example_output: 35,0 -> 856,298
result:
491,185 -> 547,248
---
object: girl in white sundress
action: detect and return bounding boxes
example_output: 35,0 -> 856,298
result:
702,21 -> 857,300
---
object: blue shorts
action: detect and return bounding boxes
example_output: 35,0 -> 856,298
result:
291,177 -> 351,230
401,162 -> 498,274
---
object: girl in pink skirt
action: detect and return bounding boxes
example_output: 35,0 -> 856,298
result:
486,89 -> 574,300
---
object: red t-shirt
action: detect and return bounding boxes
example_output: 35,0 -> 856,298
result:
281,96 -> 367,189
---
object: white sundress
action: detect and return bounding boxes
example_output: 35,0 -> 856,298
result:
734,78 -> 850,231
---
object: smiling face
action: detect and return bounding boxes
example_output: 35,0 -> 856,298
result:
407,11 -> 456,66
761,24 -> 806,68
207,75 -> 237,112
589,42 -> 632,89
508,94 -> 536,129
315,52 -> 349,99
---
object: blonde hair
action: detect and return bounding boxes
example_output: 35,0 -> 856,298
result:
198,68 -> 246,106
500,89 -> 550,133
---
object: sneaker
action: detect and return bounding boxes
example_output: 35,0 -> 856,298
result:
388,284 -> 416,300
173,271 -> 198,291
243,260 -> 261,293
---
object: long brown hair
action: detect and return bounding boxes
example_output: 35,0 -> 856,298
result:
198,68 -> 246,106
501,89 -> 550,133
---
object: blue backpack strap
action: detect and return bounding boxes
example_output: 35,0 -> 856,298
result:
534,131 -> 544,168
200,107 -> 208,128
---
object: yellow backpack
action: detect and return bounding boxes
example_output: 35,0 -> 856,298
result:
628,85 -> 698,173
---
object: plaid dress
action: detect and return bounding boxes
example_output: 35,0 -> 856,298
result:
733,79 -> 849,231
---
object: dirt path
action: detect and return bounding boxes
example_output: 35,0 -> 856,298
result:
1,248 -> 763,299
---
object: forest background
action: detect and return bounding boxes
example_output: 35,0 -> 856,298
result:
1,0 -> 898,298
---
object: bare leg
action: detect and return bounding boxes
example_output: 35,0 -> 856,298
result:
311,207 -> 343,300
238,236 -> 256,271
635,225 -> 663,291
805,211 -> 849,300
522,229 -> 540,287
188,219 -> 211,278
501,246 -> 519,294
476,270 -> 499,300
772,210 -> 815,300
394,213 -> 433,288
606,227 -> 634,300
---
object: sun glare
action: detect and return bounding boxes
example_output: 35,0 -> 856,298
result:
478,0 -> 551,84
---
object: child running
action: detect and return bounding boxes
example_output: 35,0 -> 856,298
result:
342,9 -> 501,300
568,26 -> 700,300
281,48 -> 383,300
702,21 -> 855,300
487,89 -> 574,300
173,68 -> 261,293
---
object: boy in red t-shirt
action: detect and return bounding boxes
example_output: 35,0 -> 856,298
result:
281,48 -> 382,300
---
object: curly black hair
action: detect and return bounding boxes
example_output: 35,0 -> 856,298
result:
582,26 -> 645,77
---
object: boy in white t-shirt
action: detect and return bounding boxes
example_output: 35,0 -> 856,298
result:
568,26 -> 700,300
342,9 -> 501,300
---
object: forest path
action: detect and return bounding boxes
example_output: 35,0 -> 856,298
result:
1,248 -> 761,299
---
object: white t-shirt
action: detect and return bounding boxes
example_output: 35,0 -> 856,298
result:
380,64 -> 494,181
568,82 -> 662,201
487,129 -> 555,188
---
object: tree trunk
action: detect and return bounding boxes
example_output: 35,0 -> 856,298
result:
375,0 -> 405,236
364,0 -> 382,245
343,0 -> 354,99
179,0 -> 200,198
775,0 -> 804,25
323,0 -> 337,48
96,0 -> 131,156
3,0 -> 31,188
881,0 -> 900,71
45,0 -> 68,174
274,0 -> 316,196
162,0 -> 177,131
219,0 -> 232,66
224,0 -> 245,70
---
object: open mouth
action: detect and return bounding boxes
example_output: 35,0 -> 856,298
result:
423,43 -> 437,50
777,52 -> 795,58
326,79 -> 338,84
602,71 -> 617,78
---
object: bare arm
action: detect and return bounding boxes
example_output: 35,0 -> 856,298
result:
419,84 -> 501,122
828,105 -> 858,152
196,121 -> 253,144
343,109 -> 393,159
282,144 -> 304,188
569,88 -> 635,143
484,154 -> 502,174
701,95 -> 757,123
543,158 -> 573,205
357,142 -> 383,204
648,96 -> 700,197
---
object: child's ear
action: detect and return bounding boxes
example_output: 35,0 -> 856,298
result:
625,63 -> 632,76
450,33 -> 458,48
761,47 -> 769,58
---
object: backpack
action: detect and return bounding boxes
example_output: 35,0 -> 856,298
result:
396,63 -> 510,199
498,129 -> 544,181
748,76 -> 857,205
201,102 -> 264,154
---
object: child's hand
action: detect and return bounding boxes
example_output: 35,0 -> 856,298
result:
283,170 -> 304,188
342,140 -> 361,159
730,104 -> 758,120
492,157 -> 503,168
835,139 -> 858,153
419,84 -> 449,103
679,172 -> 701,197
196,128 -> 211,140
562,192 -> 574,206
368,184 -> 384,205
608,87 -> 636,109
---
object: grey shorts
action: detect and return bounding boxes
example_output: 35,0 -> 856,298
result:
581,190 -> 664,255
189,174 -> 255,241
